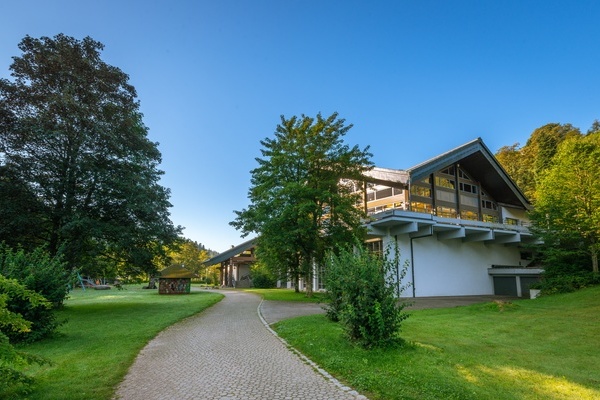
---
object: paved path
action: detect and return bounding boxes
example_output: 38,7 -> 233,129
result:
114,290 -> 364,400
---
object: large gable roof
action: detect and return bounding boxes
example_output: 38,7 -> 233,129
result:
409,138 -> 531,209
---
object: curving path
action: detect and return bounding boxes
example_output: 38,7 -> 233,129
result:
114,290 -> 364,400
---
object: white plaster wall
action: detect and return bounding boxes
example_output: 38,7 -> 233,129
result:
396,235 -> 522,297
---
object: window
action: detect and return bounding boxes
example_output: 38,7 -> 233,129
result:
483,214 -> 499,223
505,218 -> 519,226
377,187 -> 393,199
366,240 -> 383,255
458,169 -> 471,179
440,166 -> 455,175
482,200 -> 497,210
460,210 -> 479,221
410,185 -> 431,198
459,182 -> 478,194
410,201 -> 433,214
435,176 -> 455,189
436,206 -> 456,218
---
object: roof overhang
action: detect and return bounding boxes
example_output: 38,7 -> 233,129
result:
203,237 -> 258,266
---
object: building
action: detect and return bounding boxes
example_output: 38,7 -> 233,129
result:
351,137 -> 541,298
209,138 -> 541,297
203,237 -> 257,288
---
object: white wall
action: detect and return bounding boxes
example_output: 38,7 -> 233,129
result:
394,235 -> 522,297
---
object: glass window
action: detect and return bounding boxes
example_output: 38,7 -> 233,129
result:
440,166 -> 455,175
410,185 -> 431,198
435,176 -> 455,189
377,187 -> 393,199
505,218 -> 519,225
436,206 -> 457,218
410,201 -> 433,214
459,182 -> 478,194
483,214 -> 499,223
460,210 -> 479,221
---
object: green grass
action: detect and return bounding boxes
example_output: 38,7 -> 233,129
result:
243,288 -> 328,303
16,286 -> 223,400
274,286 -> 600,400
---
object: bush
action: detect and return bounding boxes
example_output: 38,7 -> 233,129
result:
324,243 -> 410,348
0,275 -> 52,397
0,244 -> 69,342
250,262 -> 277,288
536,272 -> 600,295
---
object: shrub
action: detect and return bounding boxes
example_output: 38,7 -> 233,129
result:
324,243 -> 410,348
0,275 -> 52,397
536,272 -> 600,295
250,262 -> 277,288
0,244 -> 70,342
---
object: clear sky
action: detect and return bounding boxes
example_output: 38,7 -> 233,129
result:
1,1 -> 599,252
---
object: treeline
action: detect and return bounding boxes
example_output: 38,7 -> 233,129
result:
496,122 -> 600,292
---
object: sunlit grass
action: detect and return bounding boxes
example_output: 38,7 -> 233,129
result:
17,286 -> 223,400
243,288 -> 327,303
274,286 -> 600,400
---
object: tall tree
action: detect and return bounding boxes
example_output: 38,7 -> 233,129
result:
0,34 -> 180,273
495,123 -> 581,201
530,134 -> 600,274
231,113 -> 373,294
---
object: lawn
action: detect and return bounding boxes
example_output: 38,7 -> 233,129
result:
15,286 -> 223,400
274,286 -> 600,400
244,288 -> 328,303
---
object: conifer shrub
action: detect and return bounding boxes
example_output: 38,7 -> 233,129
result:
324,243 -> 410,348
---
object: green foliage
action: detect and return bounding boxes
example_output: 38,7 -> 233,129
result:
0,275 -> 52,397
530,133 -> 600,274
0,244 -> 68,342
250,262 -> 277,288
231,112 -> 373,294
324,243 -> 410,348
0,34 -> 181,275
535,272 -> 599,295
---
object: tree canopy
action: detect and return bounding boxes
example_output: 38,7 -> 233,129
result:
231,112 -> 373,293
530,133 -> 600,274
0,34 -> 180,276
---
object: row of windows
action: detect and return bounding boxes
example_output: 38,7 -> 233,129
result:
366,187 -> 403,201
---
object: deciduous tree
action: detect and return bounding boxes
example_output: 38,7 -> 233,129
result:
531,134 -> 600,275
231,113 -> 372,294
0,34 -> 180,274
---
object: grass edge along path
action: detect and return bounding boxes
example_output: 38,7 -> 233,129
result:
274,286 -> 600,400
243,288 -> 327,303
16,286 -> 223,400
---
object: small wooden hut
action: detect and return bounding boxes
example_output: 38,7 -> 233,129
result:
158,265 -> 197,294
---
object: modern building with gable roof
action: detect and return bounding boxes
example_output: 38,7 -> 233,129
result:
351,138 -> 541,298
209,138 -> 541,297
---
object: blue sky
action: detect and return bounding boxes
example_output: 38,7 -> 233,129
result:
2,1 -> 599,252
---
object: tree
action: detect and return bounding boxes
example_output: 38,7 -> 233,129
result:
531,134 -> 600,275
496,124 -> 582,202
166,239 -> 210,276
0,34 -> 180,274
231,112 -> 373,294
